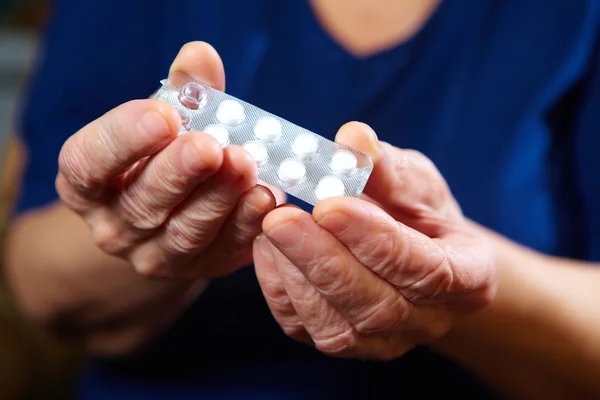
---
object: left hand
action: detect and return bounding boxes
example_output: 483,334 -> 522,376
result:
253,122 -> 497,360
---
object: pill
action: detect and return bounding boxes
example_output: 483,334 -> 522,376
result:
254,117 -> 282,141
243,142 -> 268,167
179,110 -> 192,133
155,79 -> 375,207
217,100 -> 246,125
331,150 -> 358,176
204,125 -> 230,147
278,159 -> 306,185
315,176 -> 346,201
178,82 -> 207,110
292,134 -> 319,158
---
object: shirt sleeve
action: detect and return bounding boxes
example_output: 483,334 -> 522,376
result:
15,0 -> 163,214
574,35 -> 600,261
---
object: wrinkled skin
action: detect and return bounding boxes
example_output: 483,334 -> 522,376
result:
56,40 -> 496,361
56,42 -> 281,280
254,124 -> 497,360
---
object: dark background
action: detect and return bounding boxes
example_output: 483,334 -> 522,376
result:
0,1 -> 83,399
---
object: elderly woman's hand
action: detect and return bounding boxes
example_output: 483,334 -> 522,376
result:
253,122 -> 497,360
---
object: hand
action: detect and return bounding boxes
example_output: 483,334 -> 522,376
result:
253,122 -> 497,360
57,42 -> 278,279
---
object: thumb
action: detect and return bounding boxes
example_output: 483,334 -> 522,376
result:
333,122 -> 402,207
334,122 -> 382,162
334,122 -> 457,224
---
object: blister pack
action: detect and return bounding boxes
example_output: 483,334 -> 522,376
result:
153,79 -> 374,206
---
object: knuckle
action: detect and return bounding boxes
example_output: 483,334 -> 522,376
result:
117,188 -> 169,231
368,231 -> 396,266
199,197 -> 230,218
91,219 -> 128,255
153,151 -> 198,191
422,319 -> 452,343
261,282 -> 293,311
400,251 -> 454,304
163,218 -> 207,254
59,139 -> 103,193
307,254 -> 351,295
133,256 -> 168,279
265,292 -> 294,312
197,187 -> 237,217
97,119 -> 125,165
366,227 -> 407,281
169,193 -> 236,235
128,242 -> 173,279
55,174 -> 88,211
352,294 -> 409,335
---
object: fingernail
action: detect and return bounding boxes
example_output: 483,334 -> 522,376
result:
255,187 -> 276,211
242,189 -> 273,222
265,221 -> 305,251
140,110 -> 171,138
256,234 -> 273,261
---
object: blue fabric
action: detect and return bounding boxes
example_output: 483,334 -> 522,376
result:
16,0 -> 600,398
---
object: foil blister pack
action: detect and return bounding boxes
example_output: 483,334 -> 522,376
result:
153,79 -> 373,206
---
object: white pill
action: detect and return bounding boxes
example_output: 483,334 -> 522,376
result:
204,125 -> 230,147
278,159 -> 306,185
331,150 -> 358,176
216,100 -> 245,125
315,176 -> 346,201
292,135 -> 319,158
243,142 -> 268,167
254,117 -> 282,141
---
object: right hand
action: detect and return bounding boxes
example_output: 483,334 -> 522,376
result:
56,42 -> 278,279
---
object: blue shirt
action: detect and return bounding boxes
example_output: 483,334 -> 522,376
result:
16,0 -> 600,398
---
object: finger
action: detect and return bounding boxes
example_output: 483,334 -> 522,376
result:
266,238 -> 412,359
168,42 -> 225,91
266,238 -> 351,353
334,122 -> 461,231
57,100 -> 181,205
200,185 -> 277,276
262,206 -> 410,335
128,145 -> 257,277
314,197 -> 473,305
253,234 -> 312,345
112,131 -> 223,232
